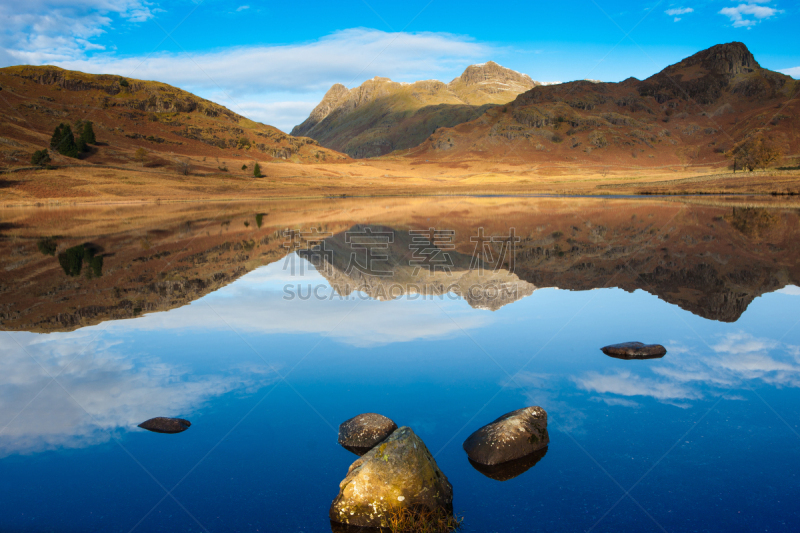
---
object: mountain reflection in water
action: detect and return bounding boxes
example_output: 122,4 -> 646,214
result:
1,198 -> 799,332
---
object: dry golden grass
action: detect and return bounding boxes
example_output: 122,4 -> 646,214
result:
386,506 -> 463,533
4,156 -> 799,207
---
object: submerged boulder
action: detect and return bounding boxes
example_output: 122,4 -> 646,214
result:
330,426 -> 453,528
468,446 -> 548,481
601,342 -> 666,360
463,407 -> 549,466
338,413 -> 397,453
138,417 -> 191,434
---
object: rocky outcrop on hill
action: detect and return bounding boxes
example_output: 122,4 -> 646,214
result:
291,62 -> 537,157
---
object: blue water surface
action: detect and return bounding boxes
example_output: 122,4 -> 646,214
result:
2,251 -> 800,532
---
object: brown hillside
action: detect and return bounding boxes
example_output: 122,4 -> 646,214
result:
0,65 -> 348,172
401,43 -> 799,170
291,62 -> 537,158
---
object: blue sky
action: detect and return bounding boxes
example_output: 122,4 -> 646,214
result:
1,0 -> 798,131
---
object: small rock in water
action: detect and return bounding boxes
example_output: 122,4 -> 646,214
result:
330,426 -> 453,528
138,417 -> 191,434
601,342 -> 666,360
463,407 -> 549,466
337,413 -> 397,451
468,446 -> 548,481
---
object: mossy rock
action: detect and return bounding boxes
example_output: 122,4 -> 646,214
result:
330,426 -> 453,528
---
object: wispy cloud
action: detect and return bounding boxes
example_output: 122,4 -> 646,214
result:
0,0 -> 155,64
54,29 -> 492,94
665,7 -> 694,15
0,332 -> 275,457
575,332 -> 800,406
22,27 -> 492,131
719,2 -> 781,28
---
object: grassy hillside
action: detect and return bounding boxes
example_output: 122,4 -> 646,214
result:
0,65 -> 348,173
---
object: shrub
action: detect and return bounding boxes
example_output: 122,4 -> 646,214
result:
727,136 -> 783,172
31,149 -> 51,166
135,147 -> 147,166
37,237 -> 57,256
241,164 -> 247,171
255,213 -> 265,228
119,78 -> 129,87
253,162 -> 262,177
237,137 -> 251,149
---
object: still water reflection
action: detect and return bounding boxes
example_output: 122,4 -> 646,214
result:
1,197 -> 799,532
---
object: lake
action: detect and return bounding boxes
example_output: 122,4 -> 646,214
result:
1,196 -> 799,532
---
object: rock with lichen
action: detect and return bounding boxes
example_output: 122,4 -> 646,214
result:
329,426 -> 453,528
463,407 -> 549,466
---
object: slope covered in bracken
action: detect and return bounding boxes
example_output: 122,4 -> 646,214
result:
292,62 -> 537,158
404,43 -> 799,170
0,66 -> 347,171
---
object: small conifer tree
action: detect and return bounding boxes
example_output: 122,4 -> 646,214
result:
49,123 -> 79,158
253,162 -> 262,177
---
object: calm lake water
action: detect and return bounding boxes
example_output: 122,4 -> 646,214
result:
1,197 -> 799,532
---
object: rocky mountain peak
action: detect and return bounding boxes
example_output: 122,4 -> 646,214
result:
666,41 -> 761,78
450,61 -> 537,93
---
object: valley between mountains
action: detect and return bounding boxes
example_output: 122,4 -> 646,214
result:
1,42 -> 799,205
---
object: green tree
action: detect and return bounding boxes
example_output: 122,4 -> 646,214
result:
241,163 -> 247,171
79,121 -> 96,145
31,149 -> 51,166
119,78 -> 129,87
253,162 -> 262,177
49,123 -> 79,158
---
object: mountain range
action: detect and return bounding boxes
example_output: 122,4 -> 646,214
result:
403,42 -> 799,168
291,61 -> 537,157
0,42 -> 797,175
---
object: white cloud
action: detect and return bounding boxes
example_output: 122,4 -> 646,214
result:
777,285 -> 800,295
9,27 -> 492,131
110,259 -> 492,347
236,5 -> 250,11
0,0 -> 155,64
0,332 -> 275,456
665,7 -> 694,16
220,99 -> 322,133
576,371 -> 700,401
719,3 -> 781,28
53,29 -> 491,94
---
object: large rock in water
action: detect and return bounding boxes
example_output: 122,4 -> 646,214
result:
601,342 -> 666,360
330,426 -> 453,528
138,417 -> 191,434
463,407 -> 549,466
338,413 -> 397,455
